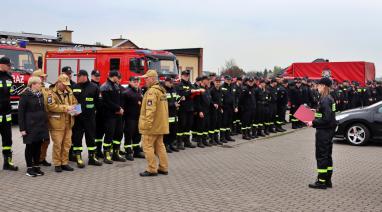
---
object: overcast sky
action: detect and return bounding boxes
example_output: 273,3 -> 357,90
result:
2,0 -> 381,75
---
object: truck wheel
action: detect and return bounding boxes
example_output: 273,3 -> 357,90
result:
345,123 -> 370,146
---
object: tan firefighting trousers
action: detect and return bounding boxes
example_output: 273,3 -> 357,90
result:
141,135 -> 168,173
50,126 -> 72,166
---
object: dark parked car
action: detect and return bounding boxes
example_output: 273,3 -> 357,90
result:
335,101 -> 382,146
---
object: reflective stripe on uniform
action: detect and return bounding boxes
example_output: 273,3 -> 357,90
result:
87,146 -> 97,151
103,143 -> 112,147
86,97 -> 94,101
95,139 -> 103,143
124,144 -> 133,148
327,166 -> 333,171
317,169 -> 327,173
73,147 -> 83,151
176,133 -> 184,136
86,104 -> 95,109
168,117 -> 176,123
315,113 -> 322,118
332,103 -> 336,112
2,146 -> 11,151
113,140 -> 121,145
73,89 -> 82,93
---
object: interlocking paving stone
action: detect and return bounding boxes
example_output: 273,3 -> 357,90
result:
0,125 -> 381,211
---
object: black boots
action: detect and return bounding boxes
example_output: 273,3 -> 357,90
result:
169,142 -> 179,152
103,150 -> 113,164
209,135 -> 217,146
165,144 -> 173,153
125,148 -> 134,161
112,150 -> 126,162
88,152 -> 103,166
269,124 -> 277,133
225,131 -> 235,142
196,137 -> 205,148
220,131 -> 228,143
242,129 -> 251,140
276,124 -> 286,132
258,128 -> 266,137
308,179 -> 327,189
75,153 -> 85,168
250,127 -> 258,139
184,136 -> 196,148
3,154 -> 18,171
176,136 -> 185,150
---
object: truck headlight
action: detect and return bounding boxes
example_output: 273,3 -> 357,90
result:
335,114 -> 349,121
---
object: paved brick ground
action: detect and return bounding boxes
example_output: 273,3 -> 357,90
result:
0,125 -> 382,212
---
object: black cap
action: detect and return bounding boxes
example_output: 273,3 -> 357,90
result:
318,77 -> 333,87
236,76 -> 243,81
0,57 -> 11,66
343,80 -> 349,83
282,79 -> 289,84
259,79 -> 266,84
247,77 -> 254,82
224,75 -> 232,80
270,78 -> 277,83
109,70 -> 120,78
215,77 -> 222,82
209,72 -> 216,77
181,70 -> 191,75
62,66 -> 73,74
195,76 -> 202,82
77,70 -> 88,77
200,75 -> 209,81
129,76 -> 139,81
91,70 -> 100,77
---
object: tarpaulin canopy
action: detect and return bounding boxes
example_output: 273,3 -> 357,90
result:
283,61 -> 375,86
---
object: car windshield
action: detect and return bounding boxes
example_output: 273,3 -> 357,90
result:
0,49 -> 35,73
147,59 -> 178,75
365,101 -> 382,109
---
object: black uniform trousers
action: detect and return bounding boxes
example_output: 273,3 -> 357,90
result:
289,105 -> 299,126
256,104 -> 266,130
25,141 -> 42,167
269,103 -> 277,126
0,120 -> 13,155
72,115 -> 97,153
277,104 -> 287,126
315,128 -> 334,181
124,119 -> 141,154
103,116 -> 123,151
178,111 -> 193,139
95,111 -> 105,153
164,120 -> 177,146
240,110 -> 253,131
222,106 -> 233,133
209,109 -> 221,137
197,112 -> 210,141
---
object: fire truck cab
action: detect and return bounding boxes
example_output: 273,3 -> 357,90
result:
0,41 -> 36,112
45,47 -> 179,85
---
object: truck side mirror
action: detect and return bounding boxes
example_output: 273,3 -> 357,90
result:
37,56 -> 43,69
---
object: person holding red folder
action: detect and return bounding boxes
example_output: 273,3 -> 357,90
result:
306,77 -> 337,189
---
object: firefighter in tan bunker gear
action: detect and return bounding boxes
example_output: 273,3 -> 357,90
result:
47,74 -> 78,173
138,70 -> 169,177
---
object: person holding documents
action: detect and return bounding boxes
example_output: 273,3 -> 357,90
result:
306,77 -> 337,189
71,70 -> 102,168
47,74 -> 78,173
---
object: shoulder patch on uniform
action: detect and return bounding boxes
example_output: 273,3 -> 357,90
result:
147,100 -> 153,106
47,95 -> 53,104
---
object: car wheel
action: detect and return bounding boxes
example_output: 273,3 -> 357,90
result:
345,123 -> 370,146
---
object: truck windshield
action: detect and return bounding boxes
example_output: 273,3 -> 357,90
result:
148,59 -> 178,76
0,49 -> 35,73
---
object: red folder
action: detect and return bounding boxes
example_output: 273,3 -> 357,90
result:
294,105 -> 315,122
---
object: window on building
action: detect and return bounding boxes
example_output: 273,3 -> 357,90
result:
110,58 -> 120,71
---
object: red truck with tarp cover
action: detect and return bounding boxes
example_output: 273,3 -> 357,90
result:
44,47 -> 179,86
283,61 -> 376,86
0,43 -> 35,113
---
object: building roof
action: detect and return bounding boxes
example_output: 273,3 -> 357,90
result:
0,31 -> 58,41
112,39 -> 139,48
164,48 -> 203,56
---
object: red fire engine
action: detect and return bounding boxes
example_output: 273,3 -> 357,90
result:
44,47 -> 179,85
0,40 -> 36,113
